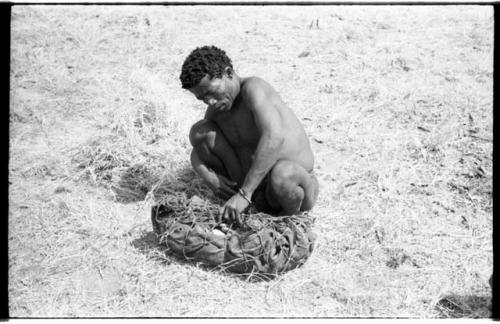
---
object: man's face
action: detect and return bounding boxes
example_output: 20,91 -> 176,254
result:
189,73 -> 236,112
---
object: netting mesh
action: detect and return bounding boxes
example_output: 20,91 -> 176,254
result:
151,194 -> 316,277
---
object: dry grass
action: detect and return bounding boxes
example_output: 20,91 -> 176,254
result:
9,5 -> 492,317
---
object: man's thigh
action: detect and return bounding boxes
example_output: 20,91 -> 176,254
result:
189,119 -> 245,185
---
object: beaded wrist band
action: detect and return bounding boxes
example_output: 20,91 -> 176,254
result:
238,188 -> 252,204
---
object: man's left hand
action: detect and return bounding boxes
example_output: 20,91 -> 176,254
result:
219,193 -> 250,227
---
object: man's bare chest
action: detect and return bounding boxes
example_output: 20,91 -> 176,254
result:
210,106 -> 259,149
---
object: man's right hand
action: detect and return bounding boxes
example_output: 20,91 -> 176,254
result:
213,175 -> 238,200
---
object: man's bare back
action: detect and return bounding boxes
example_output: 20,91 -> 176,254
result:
180,46 -> 319,225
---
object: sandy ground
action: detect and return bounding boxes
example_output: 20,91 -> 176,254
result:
9,5 -> 493,317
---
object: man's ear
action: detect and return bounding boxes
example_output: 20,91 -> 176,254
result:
225,66 -> 233,78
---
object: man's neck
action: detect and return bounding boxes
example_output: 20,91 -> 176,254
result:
233,73 -> 242,90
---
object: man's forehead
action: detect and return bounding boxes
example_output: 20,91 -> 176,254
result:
190,75 -> 216,93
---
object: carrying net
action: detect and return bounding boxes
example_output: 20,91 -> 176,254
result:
151,194 -> 316,277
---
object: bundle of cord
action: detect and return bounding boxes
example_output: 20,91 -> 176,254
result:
151,194 -> 316,278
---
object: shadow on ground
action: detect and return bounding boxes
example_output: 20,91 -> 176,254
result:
114,164 -> 222,205
131,231 -> 158,254
130,230 -> 204,269
435,295 -> 491,318
130,230 -> 260,280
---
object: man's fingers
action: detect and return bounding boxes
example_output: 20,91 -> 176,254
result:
230,209 -> 238,226
234,210 -> 243,228
222,208 -> 231,224
218,206 -> 231,224
221,207 -> 236,226
216,207 -> 223,223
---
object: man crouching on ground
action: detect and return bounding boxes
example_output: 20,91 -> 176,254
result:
180,45 -> 319,226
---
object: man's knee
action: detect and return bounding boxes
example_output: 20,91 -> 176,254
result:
269,160 -> 301,192
189,119 -> 218,148
268,160 -> 319,212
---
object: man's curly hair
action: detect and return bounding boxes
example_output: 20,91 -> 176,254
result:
180,46 -> 233,89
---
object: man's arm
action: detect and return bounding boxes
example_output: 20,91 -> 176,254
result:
219,78 -> 286,225
240,79 -> 285,198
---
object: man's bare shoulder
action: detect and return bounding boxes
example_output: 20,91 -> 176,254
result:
240,76 -> 276,101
